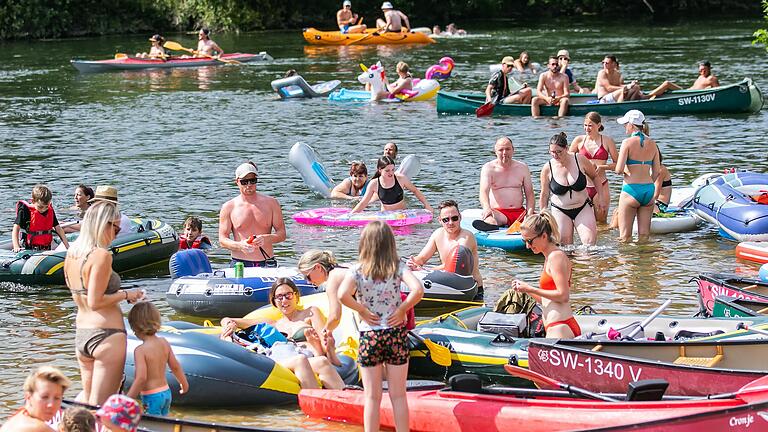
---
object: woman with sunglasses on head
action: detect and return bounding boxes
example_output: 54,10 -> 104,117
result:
64,199 -> 145,405
539,132 -> 604,246
220,278 -> 345,390
352,155 -> 433,213
298,249 -> 348,333
512,211 -> 580,338
569,112 -> 618,223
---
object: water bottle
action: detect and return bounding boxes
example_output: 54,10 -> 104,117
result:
234,261 -> 244,278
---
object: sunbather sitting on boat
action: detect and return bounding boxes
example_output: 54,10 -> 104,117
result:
136,35 -> 167,59
337,0 -> 366,34
486,56 -> 532,105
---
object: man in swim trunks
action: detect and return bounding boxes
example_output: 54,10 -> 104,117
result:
531,56 -> 571,118
477,137 -> 536,230
337,0 -> 367,34
595,55 -> 642,103
485,56 -> 533,104
376,2 -> 410,33
407,200 -> 483,292
219,162 -> 286,267
691,60 -> 720,89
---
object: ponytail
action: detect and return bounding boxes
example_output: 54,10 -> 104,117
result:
521,210 -> 560,244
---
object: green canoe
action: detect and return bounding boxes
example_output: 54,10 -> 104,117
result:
712,295 -> 768,318
436,78 -> 763,116
0,218 -> 178,285
408,306 -> 768,385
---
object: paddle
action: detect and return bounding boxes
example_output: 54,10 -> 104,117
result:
114,53 -> 128,59
163,41 -> 242,65
476,81 -> 527,118
624,299 -> 672,340
409,330 -> 452,367
505,211 -> 527,234
736,323 -> 768,337
503,364 -> 618,402
346,28 -> 382,46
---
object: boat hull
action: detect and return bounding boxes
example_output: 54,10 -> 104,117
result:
303,27 -> 435,45
694,272 -> 768,316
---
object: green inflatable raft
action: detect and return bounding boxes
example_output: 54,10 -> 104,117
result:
0,218 -> 179,285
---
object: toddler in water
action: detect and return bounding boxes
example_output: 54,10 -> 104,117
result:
179,216 -> 212,250
338,220 -> 424,432
12,184 -> 70,252
126,302 -> 188,415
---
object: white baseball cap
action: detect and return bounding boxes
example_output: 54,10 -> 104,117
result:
617,109 -> 645,126
235,162 -> 259,179
343,0 -> 351,6
381,2 -> 393,9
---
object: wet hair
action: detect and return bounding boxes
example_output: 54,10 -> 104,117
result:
349,161 -> 368,176
284,69 -> 297,77
128,301 -> 162,336
58,406 -> 96,432
76,184 -> 95,201
268,277 -> 300,307
438,199 -> 459,213
183,216 -> 203,231
68,201 -> 121,257
584,112 -> 604,132
521,210 -> 560,244
31,184 -> 52,204
371,155 -> 396,180
298,249 -> 338,275
549,132 -> 568,148
604,55 -> 619,67
23,366 -> 70,395
358,221 -> 398,280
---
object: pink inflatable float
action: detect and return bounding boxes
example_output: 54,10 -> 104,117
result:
293,208 -> 433,227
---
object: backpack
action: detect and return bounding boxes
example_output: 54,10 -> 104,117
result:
493,289 -> 545,337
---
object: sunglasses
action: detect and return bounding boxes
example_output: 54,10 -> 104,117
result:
108,221 -> 121,234
239,177 -> 258,185
274,292 -> 295,302
523,234 -> 538,246
549,62 -> 559,66
550,149 -> 564,156
558,56 -> 570,61
441,215 -> 460,223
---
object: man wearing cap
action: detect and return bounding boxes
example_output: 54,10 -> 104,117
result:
531,55 -> 570,118
485,56 -> 533,105
557,49 -> 589,94
219,161 -> 286,267
376,2 -> 410,33
337,1 -> 366,34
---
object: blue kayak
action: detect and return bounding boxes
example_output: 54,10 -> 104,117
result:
460,209 -> 526,251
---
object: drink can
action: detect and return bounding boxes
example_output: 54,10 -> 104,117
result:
234,261 -> 244,278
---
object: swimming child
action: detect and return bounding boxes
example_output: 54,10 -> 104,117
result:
12,184 -> 70,252
179,216 -> 212,250
126,302 -> 188,415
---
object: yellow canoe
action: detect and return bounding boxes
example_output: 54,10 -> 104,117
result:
303,27 -> 436,45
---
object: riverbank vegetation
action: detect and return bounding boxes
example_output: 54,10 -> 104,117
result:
0,0 -> 762,39
755,0 -> 768,51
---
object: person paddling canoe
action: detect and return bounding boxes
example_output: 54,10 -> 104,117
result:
194,28 -> 224,58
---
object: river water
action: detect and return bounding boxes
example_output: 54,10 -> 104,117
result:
0,18 -> 766,430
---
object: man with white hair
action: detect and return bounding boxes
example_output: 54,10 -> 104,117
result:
337,0 -> 367,34
376,2 -> 410,33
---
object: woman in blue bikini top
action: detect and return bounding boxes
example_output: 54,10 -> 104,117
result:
614,109 -> 660,241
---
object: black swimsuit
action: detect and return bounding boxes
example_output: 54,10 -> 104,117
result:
549,156 -> 592,221
378,177 -> 404,205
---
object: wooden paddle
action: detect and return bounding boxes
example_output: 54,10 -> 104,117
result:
503,364 -> 618,402
409,330 -> 452,367
163,41 -> 242,65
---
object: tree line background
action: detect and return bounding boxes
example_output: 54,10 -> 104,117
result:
0,0 -> 763,40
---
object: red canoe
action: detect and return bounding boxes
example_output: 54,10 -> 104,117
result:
527,339 -> 768,396
299,375 -> 768,432
695,272 -> 768,316
70,52 -> 273,73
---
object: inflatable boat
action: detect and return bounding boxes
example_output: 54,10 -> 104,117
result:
328,78 -> 440,102
293,207 -> 432,227
460,208 -> 526,251
635,208 -> 702,234
288,142 -> 422,198
693,171 -> 768,241
271,75 -> 341,99
0,218 -> 178,285
736,241 -> 768,264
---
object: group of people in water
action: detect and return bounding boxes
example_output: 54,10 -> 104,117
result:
487,51 -> 721,118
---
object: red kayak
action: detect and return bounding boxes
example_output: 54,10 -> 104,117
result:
70,52 -> 273,73
299,375 -> 768,432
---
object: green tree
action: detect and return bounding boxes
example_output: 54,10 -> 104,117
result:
755,0 -> 768,51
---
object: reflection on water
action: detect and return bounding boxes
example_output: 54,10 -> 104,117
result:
0,18 -> 766,430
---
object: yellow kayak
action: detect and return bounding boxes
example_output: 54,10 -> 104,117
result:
303,27 -> 436,45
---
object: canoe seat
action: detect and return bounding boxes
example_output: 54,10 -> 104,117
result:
673,345 -> 724,367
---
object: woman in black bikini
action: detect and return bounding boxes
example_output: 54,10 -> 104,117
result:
352,156 -> 433,213
64,199 -> 145,405
539,132 -> 604,245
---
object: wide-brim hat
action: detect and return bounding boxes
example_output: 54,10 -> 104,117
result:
88,185 -> 119,204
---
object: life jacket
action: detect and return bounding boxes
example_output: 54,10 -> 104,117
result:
178,235 -> 211,250
18,200 -> 54,249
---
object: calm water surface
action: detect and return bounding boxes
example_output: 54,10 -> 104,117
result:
0,18 -> 766,430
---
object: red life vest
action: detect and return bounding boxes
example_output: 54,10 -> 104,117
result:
19,200 -> 54,249
179,235 -> 211,250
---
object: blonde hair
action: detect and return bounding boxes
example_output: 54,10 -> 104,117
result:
298,249 -> 337,273
58,407 -> 96,432
358,221 -> 398,280
67,201 -> 121,258
396,61 -> 410,74
31,184 -> 52,204
128,301 -> 162,336
521,210 -> 560,244
23,366 -> 71,395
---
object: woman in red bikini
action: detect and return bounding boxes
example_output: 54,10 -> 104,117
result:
569,112 -> 617,223
512,211 -> 581,338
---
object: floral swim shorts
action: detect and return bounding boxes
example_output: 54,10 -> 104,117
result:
358,326 -> 409,367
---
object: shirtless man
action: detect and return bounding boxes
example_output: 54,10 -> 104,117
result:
376,2 -> 410,33
531,56 -> 571,118
195,28 -> 224,58
691,60 -> 720,89
337,0 -> 366,34
485,56 -> 532,104
407,200 -> 483,292
219,162 -> 286,267
595,55 -> 643,103
476,137 -> 536,231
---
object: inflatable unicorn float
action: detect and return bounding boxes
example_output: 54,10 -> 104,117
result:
328,57 -> 454,102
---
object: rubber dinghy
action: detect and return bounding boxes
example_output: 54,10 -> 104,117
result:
293,207 -> 432,227
271,75 -> 341,99
692,170 -> 768,241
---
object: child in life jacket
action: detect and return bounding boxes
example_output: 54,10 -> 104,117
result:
178,216 -> 212,250
12,185 -> 70,252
